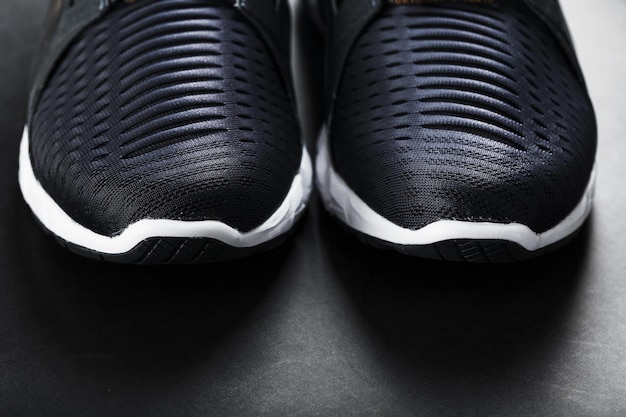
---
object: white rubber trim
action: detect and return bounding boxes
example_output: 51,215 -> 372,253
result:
18,126 -> 313,254
315,124 -> 595,252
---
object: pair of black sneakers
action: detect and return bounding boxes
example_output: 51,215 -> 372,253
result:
19,0 -> 597,264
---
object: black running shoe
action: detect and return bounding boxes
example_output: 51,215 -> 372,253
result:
315,0 -> 597,262
19,0 -> 313,264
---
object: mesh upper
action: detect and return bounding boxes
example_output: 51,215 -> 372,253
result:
329,2 -> 597,233
30,0 -> 302,236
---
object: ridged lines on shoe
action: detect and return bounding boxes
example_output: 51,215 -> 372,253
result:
29,0 -> 305,237
324,2 -> 596,239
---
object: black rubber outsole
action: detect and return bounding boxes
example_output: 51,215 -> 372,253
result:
32,214 -> 305,265
327,213 -> 585,263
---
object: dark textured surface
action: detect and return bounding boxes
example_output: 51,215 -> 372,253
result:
29,0 -> 302,236
2,0 -> 626,416
330,2 -> 596,233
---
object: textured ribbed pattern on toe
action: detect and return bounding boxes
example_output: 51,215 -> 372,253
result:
30,0 -> 302,236
329,2 -> 596,233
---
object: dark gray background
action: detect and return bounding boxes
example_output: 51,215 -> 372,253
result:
1,0 -> 625,415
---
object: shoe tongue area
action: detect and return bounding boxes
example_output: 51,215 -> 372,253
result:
325,0 -> 587,122
29,0 -> 294,130
380,0 -> 585,82
384,0 -> 497,5
102,0 -> 238,10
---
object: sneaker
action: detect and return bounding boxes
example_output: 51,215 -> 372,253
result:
19,0 -> 313,264
315,0 -> 597,262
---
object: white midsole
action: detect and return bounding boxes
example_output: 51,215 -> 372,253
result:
315,124 -> 595,252
18,126 -> 313,254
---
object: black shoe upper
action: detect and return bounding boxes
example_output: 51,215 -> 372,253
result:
324,0 -> 597,233
28,0 -> 303,236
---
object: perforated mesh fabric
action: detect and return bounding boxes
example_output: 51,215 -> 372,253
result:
329,2 -> 596,233
30,0 -> 302,236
